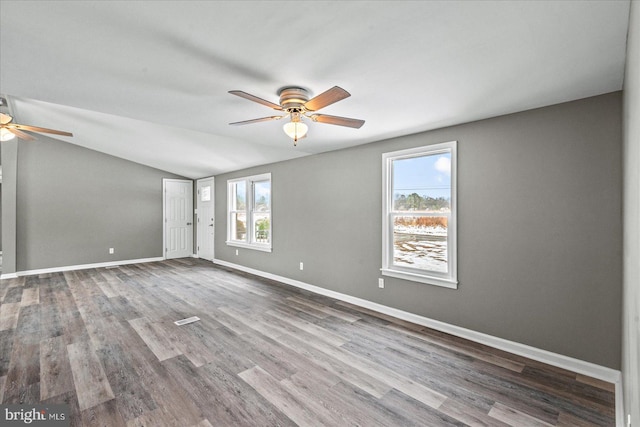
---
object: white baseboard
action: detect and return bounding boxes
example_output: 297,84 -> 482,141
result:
213,258 -> 623,399
1,257 -> 164,279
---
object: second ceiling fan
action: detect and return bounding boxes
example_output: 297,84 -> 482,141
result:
1,112 -> 73,142
229,86 -> 364,145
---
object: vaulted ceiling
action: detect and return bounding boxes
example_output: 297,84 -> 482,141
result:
0,1 -> 631,178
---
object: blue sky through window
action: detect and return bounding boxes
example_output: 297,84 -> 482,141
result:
254,181 -> 270,205
393,152 -> 451,199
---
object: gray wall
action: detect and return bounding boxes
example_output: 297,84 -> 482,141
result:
8,136 -> 185,272
0,184 -> 3,252
215,92 -> 623,369
623,0 -> 640,423
1,140 -> 18,274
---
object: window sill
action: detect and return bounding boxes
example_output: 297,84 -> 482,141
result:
226,241 -> 272,253
380,268 -> 458,289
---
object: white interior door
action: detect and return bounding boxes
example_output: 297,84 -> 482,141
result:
164,179 -> 193,259
197,178 -> 215,261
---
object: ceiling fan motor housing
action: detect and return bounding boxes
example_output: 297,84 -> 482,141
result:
278,87 -> 309,112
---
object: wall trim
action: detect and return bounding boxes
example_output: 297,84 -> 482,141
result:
2,257 -> 164,279
213,258 -> 623,386
615,380 -> 624,427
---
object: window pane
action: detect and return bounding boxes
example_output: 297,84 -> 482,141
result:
201,185 -> 211,202
393,215 -> 448,273
231,212 -> 247,241
253,212 -> 270,243
392,152 -> 451,212
233,181 -> 246,210
254,181 -> 270,212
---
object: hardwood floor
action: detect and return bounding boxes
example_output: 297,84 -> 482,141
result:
0,259 -> 615,426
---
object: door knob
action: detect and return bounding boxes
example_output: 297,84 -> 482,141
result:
209,224 -> 214,227
187,222 -> 192,225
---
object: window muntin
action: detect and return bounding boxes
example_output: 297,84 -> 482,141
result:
382,142 -> 457,288
227,173 -> 271,252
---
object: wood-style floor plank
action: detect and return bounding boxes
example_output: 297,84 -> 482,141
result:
439,397 -> 512,427
274,330 -> 393,398
576,373 -> 616,392
96,342 -> 157,421
40,335 -> 75,400
127,317 -> 182,362
286,295 -> 361,323
489,401 -> 555,426
3,340 -> 40,404
280,317 -> 448,409
2,286 -> 24,304
126,407 -> 180,427
556,411 -> 607,427
78,399 -> 127,427
386,322 -> 526,372
239,365 -> 334,427
0,302 -> 21,331
163,355 -> 295,427
160,321 -> 217,368
20,287 -> 40,307
282,370 -> 395,427
190,420 -> 213,427
67,340 -> 115,411
0,259 -> 616,426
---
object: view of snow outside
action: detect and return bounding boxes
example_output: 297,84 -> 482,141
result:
392,152 -> 451,273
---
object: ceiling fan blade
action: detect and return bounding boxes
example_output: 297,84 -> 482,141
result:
310,114 -> 365,129
229,90 -> 283,110
304,86 -> 350,111
7,127 -> 35,141
13,124 -> 73,137
229,116 -> 283,126
1,113 -> 13,125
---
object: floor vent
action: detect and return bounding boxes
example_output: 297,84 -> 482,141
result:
174,316 -> 200,326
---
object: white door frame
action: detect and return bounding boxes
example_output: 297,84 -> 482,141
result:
196,177 -> 215,261
163,178 -> 194,259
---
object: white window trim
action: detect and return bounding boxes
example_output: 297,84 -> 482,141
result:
226,172 -> 272,252
381,141 -> 458,289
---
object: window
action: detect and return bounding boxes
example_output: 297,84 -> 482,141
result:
200,185 -> 211,202
227,173 -> 271,252
382,142 -> 457,288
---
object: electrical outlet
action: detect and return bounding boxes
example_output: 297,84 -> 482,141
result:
378,278 -> 384,288
299,262 -> 304,271
109,248 -> 114,254
235,249 -> 239,256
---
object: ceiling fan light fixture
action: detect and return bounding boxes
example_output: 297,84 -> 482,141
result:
283,120 -> 308,145
0,127 -> 16,141
229,86 -> 364,145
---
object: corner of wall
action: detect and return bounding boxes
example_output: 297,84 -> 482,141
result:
622,0 -> 640,425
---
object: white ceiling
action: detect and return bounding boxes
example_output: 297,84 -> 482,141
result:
0,1 -> 631,179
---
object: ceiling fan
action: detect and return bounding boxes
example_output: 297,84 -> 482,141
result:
229,86 -> 364,145
0,97 -> 73,142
